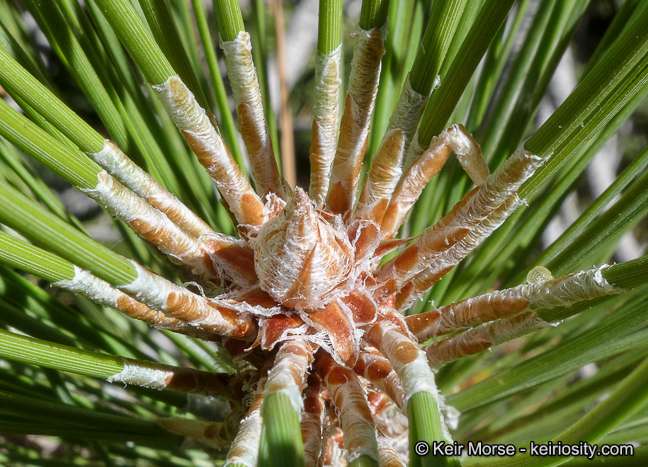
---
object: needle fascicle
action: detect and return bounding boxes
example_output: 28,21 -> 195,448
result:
376,148 -> 543,302
55,266 -> 220,341
317,351 -> 380,464
354,346 -> 406,409
224,376 -> 267,467
302,375 -> 326,467
425,311 -> 552,367
91,140 -> 213,238
353,129 -> 406,225
407,265 -> 619,341
381,124 -> 489,239
263,339 -> 315,414
82,171 -> 220,282
309,46 -> 342,207
119,262 -> 256,338
152,76 -> 266,226
327,26 -> 387,215
221,31 -> 285,199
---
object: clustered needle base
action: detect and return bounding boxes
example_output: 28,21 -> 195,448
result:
0,3 -> 628,466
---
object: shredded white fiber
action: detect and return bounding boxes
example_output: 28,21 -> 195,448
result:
107,358 -> 173,390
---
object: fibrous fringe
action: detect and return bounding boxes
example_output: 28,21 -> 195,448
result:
81,171 -> 218,281
407,265 -> 620,341
221,32 -> 284,199
318,352 -> 380,463
328,26 -> 386,214
426,311 -> 553,367
385,77 -> 431,162
54,266 -> 218,340
310,46 -> 342,207
152,76 -> 265,226
91,140 -> 213,238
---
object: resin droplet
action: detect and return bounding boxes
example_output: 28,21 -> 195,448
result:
527,266 -> 554,284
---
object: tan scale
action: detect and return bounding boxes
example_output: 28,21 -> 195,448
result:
353,347 -> 406,409
317,351 -> 380,463
380,124 -> 489,239
91,140 -> 213,238
426,311 -> 552,367
152,76 -> 265,226
301,375 -> 326,467
221,32 -> 284,199
309,47 -> 342,207
327,27 -> 387,214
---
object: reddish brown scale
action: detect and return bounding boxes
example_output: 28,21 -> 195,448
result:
404,309 -> 442,340
392,282 -> 414,309
237,103 -> 278,194
364,357 -> 392,381
302,375 -> 326,467
309,301 -> 358,366
354,348 -> 405,408
326,180 -> 349,215
374,237 -> 410,258
366,198 -> 389,224
116,294 -> 221,341
367,391 -> 389,413
235,288 -> 277,308
395,264 -> 454,309
355,348 -> 392,381
342,290 -> 377,324
255,314 -> 305,350
326,365 -> 351,389
201,235 -> 257,284
164,292 -> 256,339
303,375 -> 326,415
347,220 -> 381,263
